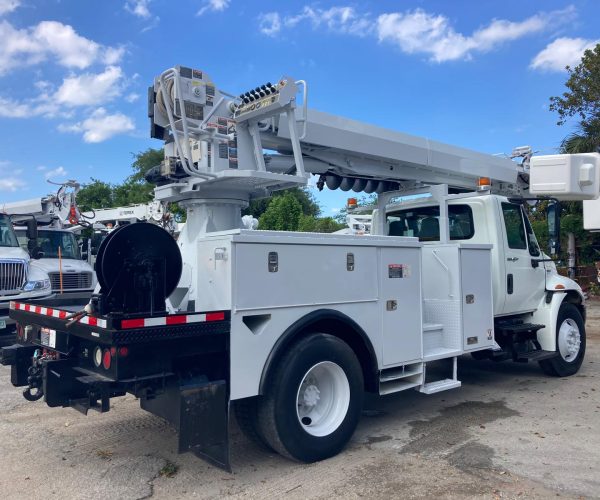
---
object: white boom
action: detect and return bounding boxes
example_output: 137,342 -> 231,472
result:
81,201 -> 167,226
1,181 -> 82,227
148,66 -> 600,226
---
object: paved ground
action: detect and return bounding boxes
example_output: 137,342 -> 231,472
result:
1,300 -> 599,499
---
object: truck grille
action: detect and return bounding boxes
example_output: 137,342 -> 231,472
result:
49,272 -> 93,291
0,260 -> 27,296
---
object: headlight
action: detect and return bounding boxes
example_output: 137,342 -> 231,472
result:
22,279 -> 51,292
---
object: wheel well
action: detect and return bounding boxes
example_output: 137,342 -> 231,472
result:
259,310 -> 379,394
563,290 -> 585,322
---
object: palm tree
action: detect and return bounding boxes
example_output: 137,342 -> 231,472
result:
560,119 -> 600,153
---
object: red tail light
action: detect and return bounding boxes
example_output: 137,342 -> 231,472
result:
102,349 -> 111,370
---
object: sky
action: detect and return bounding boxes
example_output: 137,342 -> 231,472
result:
0,0 -> 599,216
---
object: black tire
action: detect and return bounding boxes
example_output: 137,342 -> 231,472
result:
256,333 -> 364,463
539,302 -> 586,377
233,397 -> 272,450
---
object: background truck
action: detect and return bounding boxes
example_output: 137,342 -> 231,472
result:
0,215 -> 52,346
3,181 -> 96,305
1,66 -> 598,470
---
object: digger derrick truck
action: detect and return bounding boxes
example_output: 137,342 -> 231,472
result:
2,66 -> 599,470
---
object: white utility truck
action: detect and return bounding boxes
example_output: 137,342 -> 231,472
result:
0,214 -> 53,345
2,66 -> 598,470
3,181 -> 96,302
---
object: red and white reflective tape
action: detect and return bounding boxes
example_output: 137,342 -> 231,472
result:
120,311 -> 226,330
10,301 -> 107,328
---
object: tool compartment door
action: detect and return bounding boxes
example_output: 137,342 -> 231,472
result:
460,246 -> 494,350
380,247 -> 422,366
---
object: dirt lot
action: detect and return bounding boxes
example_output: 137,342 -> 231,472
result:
1,301 -> 599,500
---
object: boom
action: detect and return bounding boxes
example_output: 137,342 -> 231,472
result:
147,65 -> 524,211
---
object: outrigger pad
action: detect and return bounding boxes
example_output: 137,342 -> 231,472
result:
178,380 -> 230,471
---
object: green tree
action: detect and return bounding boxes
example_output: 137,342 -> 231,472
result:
76,179 -> 114,212
559,119 -> 600,154
244,187 -> 320,220
548,43 -> 600,270
259,193 -> 304,230
129,148 -> 165,183
550,43 -> 600,128
298,215 -> 345,233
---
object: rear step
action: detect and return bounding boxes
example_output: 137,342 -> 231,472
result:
417,356 -> 461,395
418,379 -> 461,394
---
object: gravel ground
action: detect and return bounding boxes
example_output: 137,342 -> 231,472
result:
1,299 -> 599,499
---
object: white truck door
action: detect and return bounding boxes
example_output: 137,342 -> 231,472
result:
380,247 -> 423,366
499,201 -> 546,315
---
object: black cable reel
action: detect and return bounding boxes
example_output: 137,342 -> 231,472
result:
92,223 -> 182,316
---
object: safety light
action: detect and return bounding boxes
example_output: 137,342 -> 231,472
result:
347,198 -> 358,209
118,346 -> 129,357
102,349 -> 111,370
93,346 -> 102,367
477,177 -> 491,191
554,284 -> 566,290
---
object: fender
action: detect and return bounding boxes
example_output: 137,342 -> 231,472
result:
258,309 -> 380,394
532,290 -> 584,351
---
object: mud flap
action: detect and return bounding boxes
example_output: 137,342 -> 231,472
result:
178,380 -> 230,471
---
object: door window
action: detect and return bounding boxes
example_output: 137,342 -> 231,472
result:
501,203 -> 527,250
387,205 -> 474,241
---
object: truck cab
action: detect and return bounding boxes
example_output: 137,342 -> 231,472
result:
14,227 -> 96,302
0,214 -> 53,343
381,191 -> 585,375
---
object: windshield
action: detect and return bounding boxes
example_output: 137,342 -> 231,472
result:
0,215 -> 19,248
35,230 -> 81,259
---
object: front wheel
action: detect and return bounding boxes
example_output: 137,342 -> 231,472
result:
539,302 -> 586,377
257,333 -> 364,462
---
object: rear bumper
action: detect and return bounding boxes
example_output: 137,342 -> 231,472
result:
2,305 -> 232,470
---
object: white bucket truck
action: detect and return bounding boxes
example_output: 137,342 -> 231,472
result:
3,181 -> 96,303
0,215 -> 52,344
2,66 -> 598,470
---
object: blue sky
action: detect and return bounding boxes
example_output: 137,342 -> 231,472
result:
0,0 -> 598,216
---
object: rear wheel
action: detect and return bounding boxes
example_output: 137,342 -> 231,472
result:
257,333 -> 363,462
539,302 -> 585,377
233,397 -> 272,450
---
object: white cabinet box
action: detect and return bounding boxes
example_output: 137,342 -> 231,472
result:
530,153 -> 600,200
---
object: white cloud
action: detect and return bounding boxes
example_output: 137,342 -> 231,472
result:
376,6 -> 576,62
0,0 -> 20,16
530,37 -> 599,72
58,108 -> 134,143
0,66 -> 125,119
0,19 -> 123,75
125,92 -> 140,103
0,177 -> 25,191
54,66 -> 124,107
197,0 -> 230,17
125,0 -> 151,19
260,5 -> 577,63
44,166 -> 67,180
258,12 -> 281,37
0,160 -> 25,191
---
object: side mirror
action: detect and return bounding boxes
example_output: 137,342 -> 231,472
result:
26,219 -> 38,240
547,201 -> 561,256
